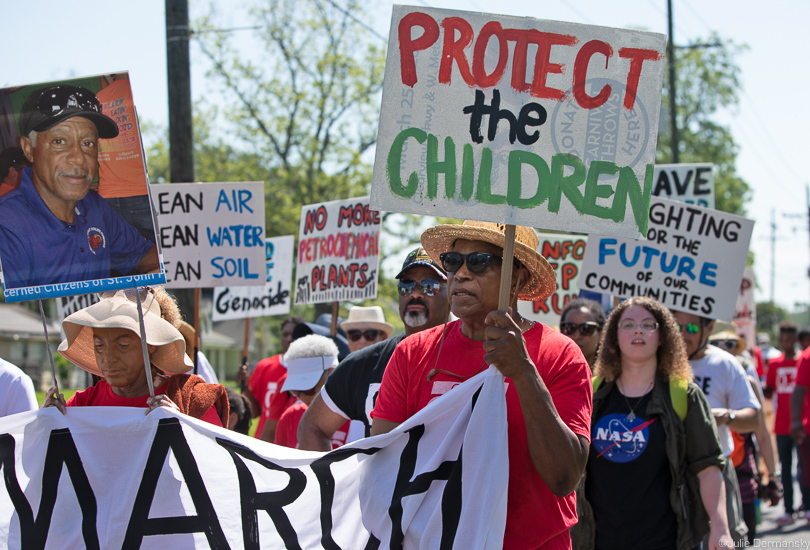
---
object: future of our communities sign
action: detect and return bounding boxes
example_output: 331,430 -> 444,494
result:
371,6 -> 668,239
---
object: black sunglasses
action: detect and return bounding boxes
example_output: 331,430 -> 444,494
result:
439,251 -> 502,274
347,329 -> 383,342
560,322 -> 600,337
398,278 -> 443,297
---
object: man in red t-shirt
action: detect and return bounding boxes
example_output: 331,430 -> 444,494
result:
765,322 -> 802,523
791,338 -> 810,520
237,316 -> 303,442
371,221 -> 592,550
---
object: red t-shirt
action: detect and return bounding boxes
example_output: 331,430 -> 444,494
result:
372,321 -> 592,550
66,379 -> 222,427
274,401 -> 351,449
766,354 -> 798,435
250,354 -> 288,438
794,347 -> 810,429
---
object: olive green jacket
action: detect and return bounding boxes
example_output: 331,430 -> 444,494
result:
572,378 -> 725,550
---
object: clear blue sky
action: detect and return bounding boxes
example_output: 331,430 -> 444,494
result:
2,0 -> 808,311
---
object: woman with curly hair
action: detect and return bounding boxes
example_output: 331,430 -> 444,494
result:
574,297 -> 731,550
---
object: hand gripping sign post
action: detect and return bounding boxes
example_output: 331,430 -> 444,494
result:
370,6 -> 667,309
579,196 -> 755,321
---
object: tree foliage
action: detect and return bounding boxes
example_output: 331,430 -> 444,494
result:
192,0 -> 386,237
657,33 -> 751,216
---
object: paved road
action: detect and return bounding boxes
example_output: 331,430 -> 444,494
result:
749,480 -> 809,547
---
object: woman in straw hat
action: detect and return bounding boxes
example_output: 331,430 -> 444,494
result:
41,287 -> 228,426
371,220 -> 592,549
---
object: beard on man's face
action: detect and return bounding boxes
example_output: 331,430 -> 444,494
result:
403,298 -> 429,328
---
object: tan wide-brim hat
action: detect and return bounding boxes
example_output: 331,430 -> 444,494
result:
421,220 -> 556,301
709,330 -> 747,356
58,290 -> 193,377
340,305 -> 395,337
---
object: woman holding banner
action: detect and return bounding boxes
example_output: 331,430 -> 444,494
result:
574,297 -> 731,550
41,287 -> 228,426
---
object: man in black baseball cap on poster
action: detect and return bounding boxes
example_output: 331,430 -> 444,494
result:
0,84 -> 159,290
297,246 -> 451,450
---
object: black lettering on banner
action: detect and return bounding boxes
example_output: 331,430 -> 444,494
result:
216,438 -> 307,550
122,418 -> 228,550
0,429 -> 100,550
310,446 -> 383,550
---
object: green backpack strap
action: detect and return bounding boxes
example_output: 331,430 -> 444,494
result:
669,377 -> 688,422
593,375 -> 687,421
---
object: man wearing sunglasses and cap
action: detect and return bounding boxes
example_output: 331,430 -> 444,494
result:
0,85 -> 159,289
298,247 -> 451,450
671,310 -> 760,540
370,221 -> 592,550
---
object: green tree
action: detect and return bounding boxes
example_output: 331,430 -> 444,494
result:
657,33 -> 751,215
756,300 -> 789,340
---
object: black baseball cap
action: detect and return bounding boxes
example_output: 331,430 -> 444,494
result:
395,246 -> 447,280
20,85 -> 119,139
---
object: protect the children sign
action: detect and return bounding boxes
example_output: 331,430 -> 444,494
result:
371,6 -> 667,239
579,196 -> 754,321
151,182 -> 267,288
295,197 -> 381,305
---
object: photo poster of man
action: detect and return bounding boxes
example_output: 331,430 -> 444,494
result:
0,72 -> 165,303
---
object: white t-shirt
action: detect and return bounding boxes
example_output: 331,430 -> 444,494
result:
0,358 -> 37,416
690,345 -> 761,456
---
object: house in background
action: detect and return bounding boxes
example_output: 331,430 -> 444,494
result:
0,303 -> 61,390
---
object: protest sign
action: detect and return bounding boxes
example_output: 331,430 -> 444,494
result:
652,163 -> 714,208
295,197 -> 381,305
370,7 -> 667,239
518,233 -> 587,325
733,266 -> 756,350
579,196 -> 754,321
152,182 -> 266,288
0,72 -> 165,302
0,368 -> 508,549
212,235 -> 294,321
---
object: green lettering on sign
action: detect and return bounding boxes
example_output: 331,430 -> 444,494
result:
387,128 -> 426,197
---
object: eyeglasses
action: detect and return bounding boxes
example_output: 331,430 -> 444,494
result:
29,85 -> 104,118
619,319 -> 659,332
560,322 -> 600,337
677,323 -> 700,335
439,251 -> 502,274
347,329 -> 383,342
713,339 -> 738,352
398,278 -> 443,297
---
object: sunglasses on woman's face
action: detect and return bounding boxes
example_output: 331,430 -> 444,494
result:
439,251 -> 502,274
347,329 -> 383,342
560,322 -> 600,337
677,323 -> 700,335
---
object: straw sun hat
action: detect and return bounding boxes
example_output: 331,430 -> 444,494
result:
58,290 -> 193,377
421,220 -> 556,301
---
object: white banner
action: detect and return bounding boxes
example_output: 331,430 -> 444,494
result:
579,196 -> 754,321
295,197 -> 381,305
518,233 -> 587,325
152,182 -> 267,288
652,163 -> 714,208
0,369 -> 507,549
370,6 -> 667,239
212,236 -> 295,321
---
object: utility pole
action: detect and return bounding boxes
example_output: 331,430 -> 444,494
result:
166,0 -> 196,321
771,209 -> 776,304
667,0 -> 678,163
